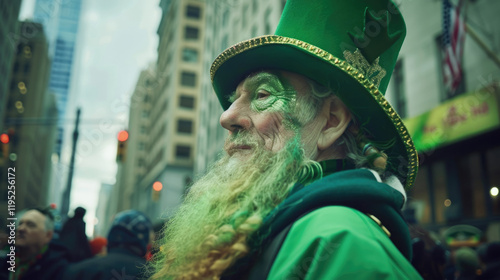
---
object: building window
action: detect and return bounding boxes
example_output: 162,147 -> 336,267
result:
186,5 -> 201,19
176,145 -> 191,159
392,59 -> 406,118
184,26 -> 199,40
179,95 -> 195,109
138,142 -> 145,150
182,48 -> 198,63
180,71 -> 196,87
177,119 -> 193,134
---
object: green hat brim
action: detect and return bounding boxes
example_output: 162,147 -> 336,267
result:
211,35 -> 418,190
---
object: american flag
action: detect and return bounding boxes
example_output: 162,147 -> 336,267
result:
442,0 -> 466,97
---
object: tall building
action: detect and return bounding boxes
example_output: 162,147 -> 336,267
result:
0,22 -> 58,227
195,0 -> 285,175
110,0 -> 207,222
32,0 -> 59,56
94,182 -> 113,237
385,0 -> 500,239
110,65 -> 156,220
33,0 -> 83,156
0,0 -> 22,133
138,0 -> 206,221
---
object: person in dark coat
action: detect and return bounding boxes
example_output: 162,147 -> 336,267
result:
0,208 -> 69,280
58,206 -> 92,262
477,242 -> 500,280
62,209 -> 153,280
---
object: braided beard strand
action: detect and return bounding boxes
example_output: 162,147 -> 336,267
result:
150,134 -> 314,280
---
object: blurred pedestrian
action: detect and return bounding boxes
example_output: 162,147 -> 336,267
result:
477,241 -> 500,280
89,236 -> 108,257
405,207 -> 448,279
62,210 -> 153,280
0,208 -> 69,280
58,206 -> 92,262
454,247 -> 480,280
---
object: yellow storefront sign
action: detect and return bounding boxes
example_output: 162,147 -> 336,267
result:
404,88 -> 500,152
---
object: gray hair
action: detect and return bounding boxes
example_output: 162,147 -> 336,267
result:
30,208 -> 55,232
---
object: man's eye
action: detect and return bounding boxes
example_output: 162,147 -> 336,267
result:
256,91 -> 270,100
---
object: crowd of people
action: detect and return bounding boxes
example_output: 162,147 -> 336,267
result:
0,207 -> 155,280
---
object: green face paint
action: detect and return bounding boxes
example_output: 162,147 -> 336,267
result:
229,72 -> 297,113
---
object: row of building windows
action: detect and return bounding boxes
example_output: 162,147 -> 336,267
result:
53,57 -> 73,64
12,62 -> 30,74
55,39 -> 74,51
50,81 -> 69,90
60,7 -> 81,19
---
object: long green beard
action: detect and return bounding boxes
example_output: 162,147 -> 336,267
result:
150,134 -> 321,279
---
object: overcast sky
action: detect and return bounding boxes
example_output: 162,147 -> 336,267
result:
20,0 -> 162,236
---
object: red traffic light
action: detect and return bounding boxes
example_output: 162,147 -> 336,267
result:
0,133 -> 9,144
117,130 -> 128,142
153,181 -> 163,191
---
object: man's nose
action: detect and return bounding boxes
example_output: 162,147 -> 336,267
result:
17,224 -> 25,232
220,100 -> 251,132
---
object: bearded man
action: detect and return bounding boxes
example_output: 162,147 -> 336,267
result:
150,0 -> 421,279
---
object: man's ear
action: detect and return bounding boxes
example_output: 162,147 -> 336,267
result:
317,96 -> 352,150
44,230 -> 54,244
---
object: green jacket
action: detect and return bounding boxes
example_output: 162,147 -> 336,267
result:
222,167 -> 422,279
267,206 -> 422,279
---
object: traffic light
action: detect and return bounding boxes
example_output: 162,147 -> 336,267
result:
152,181 -> 162,202
1,133 -> 9,158
116,130 -> 128,162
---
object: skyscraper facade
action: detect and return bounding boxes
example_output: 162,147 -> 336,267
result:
0,0 -> 22,133
0,22 -> 57,228
33,0 -> 83,156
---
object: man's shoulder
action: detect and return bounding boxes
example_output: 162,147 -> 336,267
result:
290,206 -> 388,238
256,168 -> 411,259
267,205 -> 422,279
19,242 -> 70,280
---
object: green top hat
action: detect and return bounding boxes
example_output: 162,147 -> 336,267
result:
210,0 -> 418,189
